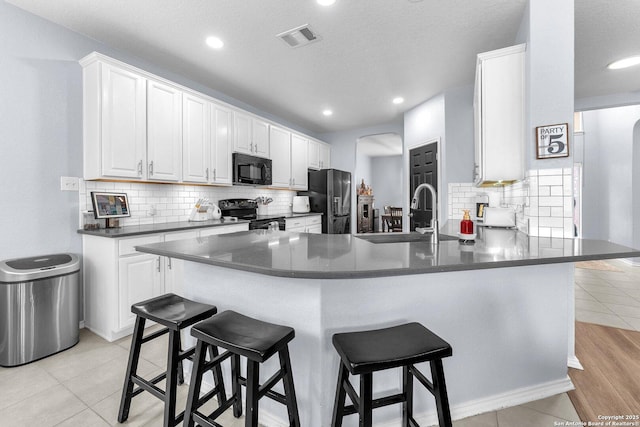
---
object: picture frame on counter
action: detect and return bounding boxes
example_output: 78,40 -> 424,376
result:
536,123 -> 569,159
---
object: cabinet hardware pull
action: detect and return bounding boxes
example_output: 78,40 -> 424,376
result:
213,168 -> 216,180
206,168 -> 209,180
168,258 -> 172,270
149,161 -> 154,176
156,257 -> 161,272
137,160 -> 143,176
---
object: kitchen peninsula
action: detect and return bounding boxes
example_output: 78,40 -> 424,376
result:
136,226 -> 640,426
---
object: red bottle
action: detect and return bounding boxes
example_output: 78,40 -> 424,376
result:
460,209 -> 474,234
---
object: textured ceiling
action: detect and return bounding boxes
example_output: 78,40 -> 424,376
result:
5,1 -> 639,134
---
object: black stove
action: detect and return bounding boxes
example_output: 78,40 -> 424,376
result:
219,199 -> 285,230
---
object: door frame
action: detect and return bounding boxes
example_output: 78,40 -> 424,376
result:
405,138 -> 442,232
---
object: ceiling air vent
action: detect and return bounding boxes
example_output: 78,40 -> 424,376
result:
277,24 -> 321,48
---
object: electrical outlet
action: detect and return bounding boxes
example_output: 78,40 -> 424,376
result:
60,176 -> 79,191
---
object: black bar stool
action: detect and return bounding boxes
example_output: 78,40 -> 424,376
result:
117,293 -> 226,427
331,322 -> 453,427
184,310 -> 300,427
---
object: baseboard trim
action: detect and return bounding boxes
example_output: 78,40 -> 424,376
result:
194,371 -> 574,426
377,376 -> 575,427
568,355 -> 584,370
621,258 -> 640,267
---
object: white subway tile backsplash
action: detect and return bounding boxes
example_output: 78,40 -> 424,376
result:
538,168 -> 563,176
79,180 -> 297,228
539,196 -> 564,207
538,207 -> 551,217
550,186 -> 563,196
448,167 -> 573,238
539,175 -> 563,186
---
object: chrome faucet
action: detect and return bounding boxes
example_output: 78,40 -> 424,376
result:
410,183 -> 438,244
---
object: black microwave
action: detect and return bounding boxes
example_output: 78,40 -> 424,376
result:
233,153 -> 272,186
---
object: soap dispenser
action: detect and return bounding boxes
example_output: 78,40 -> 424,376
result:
460,209 -> 474,235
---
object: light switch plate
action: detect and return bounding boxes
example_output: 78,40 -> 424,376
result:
60,176 -> 79,191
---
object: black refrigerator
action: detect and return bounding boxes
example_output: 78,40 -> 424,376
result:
304,169 -> 351,234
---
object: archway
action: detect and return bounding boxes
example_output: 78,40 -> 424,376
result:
355,133 -> 403,232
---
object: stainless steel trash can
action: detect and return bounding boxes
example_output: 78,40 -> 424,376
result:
0,253 -> 80,367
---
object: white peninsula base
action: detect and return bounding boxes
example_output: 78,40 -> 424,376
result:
183,261 -> 577,427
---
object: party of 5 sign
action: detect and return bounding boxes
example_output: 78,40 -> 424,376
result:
536,123 -> 569,159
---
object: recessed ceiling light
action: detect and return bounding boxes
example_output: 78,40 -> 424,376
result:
205,36 -> 224,49
607,56 -> 640,70
392,97 -> 405,105
323,109 -> 333,117
317,0 -> 336,6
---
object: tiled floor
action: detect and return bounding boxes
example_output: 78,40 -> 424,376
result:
0,326 -> 581,426
575,259 -> 640,331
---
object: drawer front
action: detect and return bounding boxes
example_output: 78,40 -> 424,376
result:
285,218 -> 305,230
306,215 -> 322,226
119,235 -> 163,256
199,223 -> 248,237
164,230 -> 198,242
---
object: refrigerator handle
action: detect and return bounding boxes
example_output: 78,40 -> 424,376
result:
333,197 -> 341,216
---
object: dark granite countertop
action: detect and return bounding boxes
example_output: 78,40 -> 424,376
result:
77,212 -> 323,238
134,222 -> 640,279
77,218 -> 250,238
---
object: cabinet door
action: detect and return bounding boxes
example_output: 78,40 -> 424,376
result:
211,103 -> 233,185
164,230 -> 198,296
308,140 -> 320,170
101,64 -> 147,179
270,126 -> 291,188
182,93 -> 210,183
318,142 -> 331,169
234,111 -> 252,154
147,79 -> 182,181
252,118 -> 270,158
118,254 -> 162,330
291,134 -> 308,190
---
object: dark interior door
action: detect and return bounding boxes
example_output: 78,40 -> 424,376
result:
410,143 -> 438,231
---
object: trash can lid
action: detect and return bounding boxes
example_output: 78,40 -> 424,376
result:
0,253 -> 80,283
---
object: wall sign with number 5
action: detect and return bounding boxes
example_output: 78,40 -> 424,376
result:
536,123 -> 569,159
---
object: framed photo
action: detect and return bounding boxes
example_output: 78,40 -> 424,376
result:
536,123 -> 569,159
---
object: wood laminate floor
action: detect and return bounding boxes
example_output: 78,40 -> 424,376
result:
568,321 -> 640,422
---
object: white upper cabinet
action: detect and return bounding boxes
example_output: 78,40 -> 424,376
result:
182,92 -> 210,183
270,127 -> 309,190
308,139 -> 330,170
234,111 -> 270,158
182,94 -> 233,186
85,61 -> 147,179
269,125 -> 292,188
291,133 -> 308,190
210,103 -> 233,185
81,52 -> 328,186
147,79 -> 182,181
474,44 -> 525,186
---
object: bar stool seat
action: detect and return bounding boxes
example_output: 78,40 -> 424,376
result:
184,310 -> 300,427
332,322 -> 453,427
118,293 -> 226,427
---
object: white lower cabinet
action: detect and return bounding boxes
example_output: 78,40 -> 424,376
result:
83,223 -> 248,342
118,253 -> 163,331
285,215 -> 322,233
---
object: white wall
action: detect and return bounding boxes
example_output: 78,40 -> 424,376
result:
581,106 -> 640,247
371,156 -> 403,209
521,0 -> 575,171
403,94 -> 446,230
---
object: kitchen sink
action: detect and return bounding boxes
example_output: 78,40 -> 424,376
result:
355,232 -> 458,244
